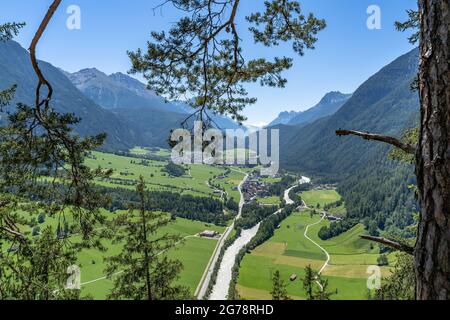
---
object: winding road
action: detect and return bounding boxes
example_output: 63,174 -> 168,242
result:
303,213 -> 331,289
294,175 -> 330,289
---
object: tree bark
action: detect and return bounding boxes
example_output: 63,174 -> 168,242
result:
415,0 -> 450,300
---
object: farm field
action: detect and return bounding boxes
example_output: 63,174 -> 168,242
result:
2,205 -> 227,299
85,151 -> 228,198
40,212 -> 225,299
130,146 -> 171,158
26,151 -> 250,299
237,212 -> 390,299
214,169 -> 246,202
260,176 -> 282,184
85,151 -> 253,201
237,190 -> 393,300
299,189 -> 341,208
327,202 -> 347,216
257,196 -> 281,206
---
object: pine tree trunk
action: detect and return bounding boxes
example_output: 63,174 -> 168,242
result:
415,0 -> 450,300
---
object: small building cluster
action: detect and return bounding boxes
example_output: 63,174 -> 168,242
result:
241,172 -> 271,202
199,230 -> 219,238
324,213 -> 343,221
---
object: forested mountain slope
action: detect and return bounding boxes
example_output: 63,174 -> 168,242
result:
279,48 -> 420,234
280,48 -> 419,176
65,68 -> 245,131
0,41 -> 136,151
0,41 -> 244,151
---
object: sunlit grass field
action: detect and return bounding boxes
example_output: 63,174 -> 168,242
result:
237,212 -> 384,299
257,196 -> 281,206
4,204 -> 226,299
38,212 -> 225,299
129,146 -> 171,157
300,189 -> 341,208
85,151 -> 228,198
237,204 -> 393,300
214,169 -> 245,201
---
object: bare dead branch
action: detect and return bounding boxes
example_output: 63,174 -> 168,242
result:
29,0 -> 62,108
361,235 -> 414,255
336,129 -> 416,154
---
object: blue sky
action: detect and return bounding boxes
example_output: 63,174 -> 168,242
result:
1,0 -> 416,126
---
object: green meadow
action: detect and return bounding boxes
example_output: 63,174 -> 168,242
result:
327,202 -> 347,216
129,146 -> 171,157
4,148 -> 248,299
237,190 -> 393,300
85,151 -> 228,198
298,189 -> 346,215
237,212 -> 391,300
257,196 -> 281,206
214,169 -> 246,202
27,211 -> 225,299
260,176 -> 282,184
80,226 -> 223,299
300,189 -> 341,208
5,152 -> 390,300
79,151 -> 255,298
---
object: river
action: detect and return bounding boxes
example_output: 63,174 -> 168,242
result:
208,175 -> 311,300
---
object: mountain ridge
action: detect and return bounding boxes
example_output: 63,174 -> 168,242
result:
279,47 -> 419,176
65,67 -> 245,131
0,40 -> 136,151
278,47 -> 419,234
267,91 -> 352,127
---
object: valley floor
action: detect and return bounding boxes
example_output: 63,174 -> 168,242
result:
79,217 -> 225,299
3,150 -> 396,300
236,189 -> 394,300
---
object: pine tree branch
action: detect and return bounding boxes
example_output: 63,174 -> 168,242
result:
336,129 -> 416,154
0,226 -> 26,239
0,200 -> 11,208
361,235 -> 414,255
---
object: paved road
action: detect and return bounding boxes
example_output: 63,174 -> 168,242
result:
284,176 -> 329,289
304,214 -> 331,275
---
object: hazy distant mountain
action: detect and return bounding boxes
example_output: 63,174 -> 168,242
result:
267,111 -> 299,127
66,68 -> 187,113
65,68 -> 245,131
